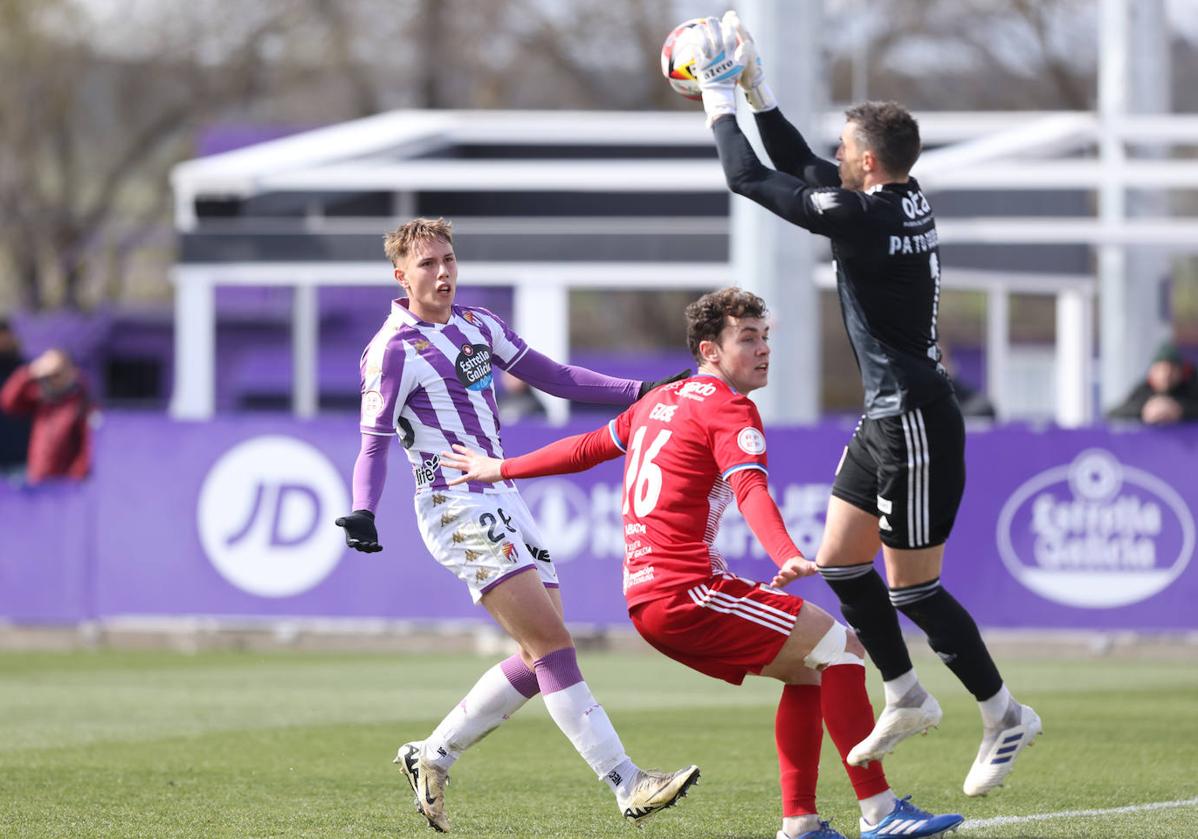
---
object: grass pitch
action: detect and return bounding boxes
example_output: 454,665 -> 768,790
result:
1,646 -> 1196,838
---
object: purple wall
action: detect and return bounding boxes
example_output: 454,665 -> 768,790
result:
1,415 -> 1195,629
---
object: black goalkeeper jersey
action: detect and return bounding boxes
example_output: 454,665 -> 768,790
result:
713,109 -> 954,419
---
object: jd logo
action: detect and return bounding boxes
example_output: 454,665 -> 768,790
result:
996,449 -> 1194,609
519,478 -> 591,564
197,435 -> 350,597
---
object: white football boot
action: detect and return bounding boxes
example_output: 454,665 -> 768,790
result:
847,685 -> 942,767
395,741 -> 451,832
963,701 -> 1042,796
616,764 -> 701,826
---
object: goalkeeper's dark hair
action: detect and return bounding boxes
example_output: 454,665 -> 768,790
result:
685,287 -> 768,360
384,217 -> 454,266
844,101 -> 921,176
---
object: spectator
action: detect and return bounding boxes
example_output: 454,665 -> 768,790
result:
0,347 -> 96,483
1107,341 -> 1198,426
0,320 -> 33,480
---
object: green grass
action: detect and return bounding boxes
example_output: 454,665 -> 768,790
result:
1,648 -> 1196,838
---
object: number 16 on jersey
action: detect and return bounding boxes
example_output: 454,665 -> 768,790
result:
623,426 -> 673,517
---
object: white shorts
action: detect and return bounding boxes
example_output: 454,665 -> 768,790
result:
414,489 -> 559,604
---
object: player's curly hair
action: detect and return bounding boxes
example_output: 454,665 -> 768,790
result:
844,101 -> 921,176
383,217 -> 454,266
685,287 -> 768,360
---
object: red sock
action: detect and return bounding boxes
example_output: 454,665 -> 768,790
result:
776,684 -> 822,816
821,663 -> 890,799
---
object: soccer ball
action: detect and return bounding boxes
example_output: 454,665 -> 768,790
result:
660,18 -> 708,101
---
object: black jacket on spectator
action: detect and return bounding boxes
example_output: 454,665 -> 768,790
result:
1108,363 -> 1198,422
0,348 -> 33,470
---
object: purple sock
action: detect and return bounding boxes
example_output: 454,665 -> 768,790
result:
533,647 -> 584,695
499,654 -> 541,699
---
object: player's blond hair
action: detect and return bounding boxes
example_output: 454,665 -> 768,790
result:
383,217 -> 454,266
685,287 -> 768,360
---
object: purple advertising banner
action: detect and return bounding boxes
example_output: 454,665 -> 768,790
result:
1,415 -> 1195,629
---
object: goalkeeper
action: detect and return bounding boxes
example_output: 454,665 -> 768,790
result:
692,12 -> 1041,802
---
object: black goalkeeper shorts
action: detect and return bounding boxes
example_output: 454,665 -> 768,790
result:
831,394 -> 965,549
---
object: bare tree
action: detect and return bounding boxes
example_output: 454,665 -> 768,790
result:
825,0 -> 1097,109
0,0 -> 428,312
0,0 -> 297,309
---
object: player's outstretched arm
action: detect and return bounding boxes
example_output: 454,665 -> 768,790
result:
441,424 -> 622,486
507,347 -> 689,407
754,109 -> 841,188
712,116 -> 866,237
718,10 -> 838,186
507,348 -> 639,405
728,468 -> 817,587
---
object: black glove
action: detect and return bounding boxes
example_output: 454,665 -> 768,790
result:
638,368 -> 692,400
335,510 -> 382,553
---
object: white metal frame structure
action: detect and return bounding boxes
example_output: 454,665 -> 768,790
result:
170,0 -> 1198,427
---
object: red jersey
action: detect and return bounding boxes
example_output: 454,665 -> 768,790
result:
500,373 -> 801,610
607,374 -> 773,607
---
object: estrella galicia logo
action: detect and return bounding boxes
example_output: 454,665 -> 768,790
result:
996,449 -> 1194,608
197,435 -> 350,597
455,343 -> 493,391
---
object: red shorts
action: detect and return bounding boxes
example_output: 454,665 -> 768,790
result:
628,573 -> 805,685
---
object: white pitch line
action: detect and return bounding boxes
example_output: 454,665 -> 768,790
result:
961,796 -> 1198,830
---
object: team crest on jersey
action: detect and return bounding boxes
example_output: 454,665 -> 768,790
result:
737,427 -> 767,455
362,390 -> 384,420
463,311 -> 477,324
500,542 -> 518,563
455,343 -> 494,391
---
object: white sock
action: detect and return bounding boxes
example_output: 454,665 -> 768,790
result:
606,756 -> 639,798
859,789 -> 898,825
979,683 -> 1013,728
882,669 -> 920,706
423,662 -> 532,771
541,681 -> 632,781
782,814 -> 822,836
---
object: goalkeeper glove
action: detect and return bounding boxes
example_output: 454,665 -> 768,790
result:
335,509 -> 383,553
638,368 -> 692,400
722,10 -> 777,112
694,16 -> 743,127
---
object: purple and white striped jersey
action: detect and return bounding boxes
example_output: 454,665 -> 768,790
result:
360,299 -> 524,495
